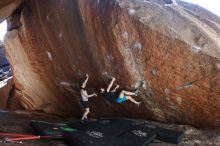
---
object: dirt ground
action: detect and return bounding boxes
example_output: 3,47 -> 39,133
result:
0,110 -> 219,146
0,110 -> 67,146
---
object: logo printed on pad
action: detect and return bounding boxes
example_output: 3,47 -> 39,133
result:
132,130 -> 148,137
86,131 -> 103,138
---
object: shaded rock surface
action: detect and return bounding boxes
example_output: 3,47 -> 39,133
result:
0,42 -> 8,67
0,43 -> 15,110
0,0 -> 21,23
0,78 -> 14,109
1,0 -> 220,128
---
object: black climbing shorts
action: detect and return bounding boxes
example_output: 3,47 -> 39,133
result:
106,92 -> 115,103
81,100 -> 89,109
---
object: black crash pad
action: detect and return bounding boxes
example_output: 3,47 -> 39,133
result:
118,125 -> 157,146
65,130 -> 156,146
156,127 -> 184,144
30,118 -> 184,146
66,118 -> 184,145
65,118 -> 157,146
67,118 -> 135,137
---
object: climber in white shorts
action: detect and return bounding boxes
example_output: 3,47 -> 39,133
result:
80,74 -> 97,121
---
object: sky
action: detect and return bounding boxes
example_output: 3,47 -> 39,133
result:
181,0 -> 220,16
0,1 -> 220,41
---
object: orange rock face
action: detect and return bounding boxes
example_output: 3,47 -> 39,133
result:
3,0 -> 220,128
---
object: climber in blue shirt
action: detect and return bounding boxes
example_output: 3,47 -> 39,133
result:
100,77 -> 141,106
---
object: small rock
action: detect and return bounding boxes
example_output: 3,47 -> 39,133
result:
169,27 -> 177,34
142,80 -> 147,90
176,86 -> 183,91
139,17 -> 147,24
192,45 -> 202,53
122,32 -> 128,40
194,140 -> 202,144
135,58 -> 141,64
46,15 -> 50,21
177,82 -> 193,91
106,54 -> 113,61
164,88 -> 170,95
78,70 -> 82,76
176,96 -> 182,105
133,41 -> 142,50
128,8 -> 136,16
58,32 -> 63,39
117,0 -> 123,8
143,0 -> 151,4
133,81 -> 141,89
150,68 -> 157,76
184,82 -> 193,88
202,43 -> 208,49
165,96 -> 170,101
60,81 -> 71,86
102,71 -> 108,76
216,63 -> 220,70
46,51 -> 53,61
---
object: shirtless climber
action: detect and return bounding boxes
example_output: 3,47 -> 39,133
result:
100,77 -> 141,105
80,74 -> 97,121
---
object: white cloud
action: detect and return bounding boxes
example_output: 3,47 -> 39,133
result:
0,20 -> 7,41
181,0 -> 220,17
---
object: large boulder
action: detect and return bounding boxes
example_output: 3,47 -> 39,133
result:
3,0 -> 220,128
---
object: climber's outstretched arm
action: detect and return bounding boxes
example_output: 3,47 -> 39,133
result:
81,74 -> 89,88
106,77 -> 116,92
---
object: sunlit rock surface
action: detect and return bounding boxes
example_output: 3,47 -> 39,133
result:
2,0 -> 220,128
